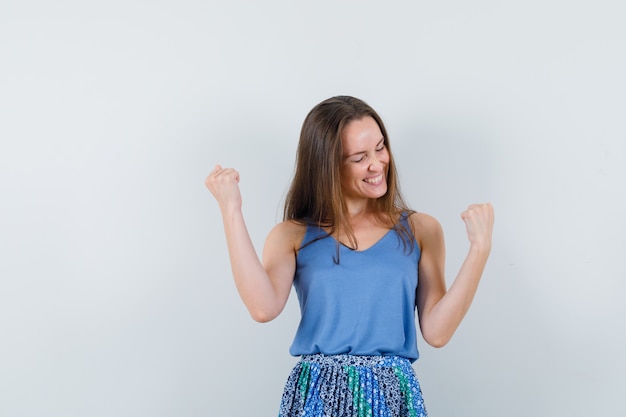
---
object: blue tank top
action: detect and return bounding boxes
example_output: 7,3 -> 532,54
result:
289,214 -> 421,362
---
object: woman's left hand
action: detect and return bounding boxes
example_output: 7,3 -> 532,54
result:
461,203 -> 494,251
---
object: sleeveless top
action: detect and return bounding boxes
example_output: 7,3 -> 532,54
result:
289,213 -> 421,362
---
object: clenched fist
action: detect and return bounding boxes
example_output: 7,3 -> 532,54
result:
205,164 -> 243,212
461,203 -> 494,251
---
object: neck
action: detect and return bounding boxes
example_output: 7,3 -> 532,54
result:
344,196 -> 377,217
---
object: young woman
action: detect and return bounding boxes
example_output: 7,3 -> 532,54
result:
205,96 -> 494,417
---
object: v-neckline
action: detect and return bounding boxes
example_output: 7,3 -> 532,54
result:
330,228 -> 394,253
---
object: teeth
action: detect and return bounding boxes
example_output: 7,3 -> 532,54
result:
364,174 -> 383,184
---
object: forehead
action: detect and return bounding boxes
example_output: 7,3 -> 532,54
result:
341,116 -> 383,150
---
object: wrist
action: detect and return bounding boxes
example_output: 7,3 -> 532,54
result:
220,203 -> 243,221
468,241 -> 491,258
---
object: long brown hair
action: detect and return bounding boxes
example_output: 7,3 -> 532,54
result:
284,96 -> 415,253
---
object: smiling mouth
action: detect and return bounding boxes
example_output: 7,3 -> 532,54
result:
364,174 -> 384,184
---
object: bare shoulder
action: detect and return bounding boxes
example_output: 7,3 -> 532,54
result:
407,212 -> 444,247
266,220 -> 307,252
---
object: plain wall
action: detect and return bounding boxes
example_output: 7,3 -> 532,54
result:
1,0 -> 625,416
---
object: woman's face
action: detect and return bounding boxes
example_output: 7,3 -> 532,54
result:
340,116 -> 390,203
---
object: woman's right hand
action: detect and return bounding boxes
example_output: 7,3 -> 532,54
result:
205,164 -> 243,212
204,164 -> 296,322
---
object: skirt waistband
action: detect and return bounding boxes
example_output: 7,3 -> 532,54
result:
299,353 -> 412,369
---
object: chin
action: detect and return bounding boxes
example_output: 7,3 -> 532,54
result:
368,188 -> 388,199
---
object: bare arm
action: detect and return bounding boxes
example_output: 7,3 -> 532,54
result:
205,165 -> 298,322
413,203 -> 494,347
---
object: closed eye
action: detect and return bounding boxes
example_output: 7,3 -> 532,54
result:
347,139 -> 385,163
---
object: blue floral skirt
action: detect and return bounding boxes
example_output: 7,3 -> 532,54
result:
278,354 -> 428,417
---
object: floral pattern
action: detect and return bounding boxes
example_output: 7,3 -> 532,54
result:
279,354 -> 427,417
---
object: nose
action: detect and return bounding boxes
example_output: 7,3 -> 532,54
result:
368,155 -> 383,171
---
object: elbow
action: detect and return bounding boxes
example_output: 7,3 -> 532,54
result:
245,295 -> 286,323
421,329 -> 452,348
425,336 -> 449,349
249,307 -> 279,323
251,313 -> 275,323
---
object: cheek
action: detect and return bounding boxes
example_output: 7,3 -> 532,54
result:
382,150 -> 391,165
341,165 -> 364,185
340,165 -> 354,185
347,166 -> 362,181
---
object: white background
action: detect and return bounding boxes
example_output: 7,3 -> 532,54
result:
1,1 -> 625,416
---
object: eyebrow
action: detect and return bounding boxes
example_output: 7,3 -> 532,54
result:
344,138 -> 385,158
